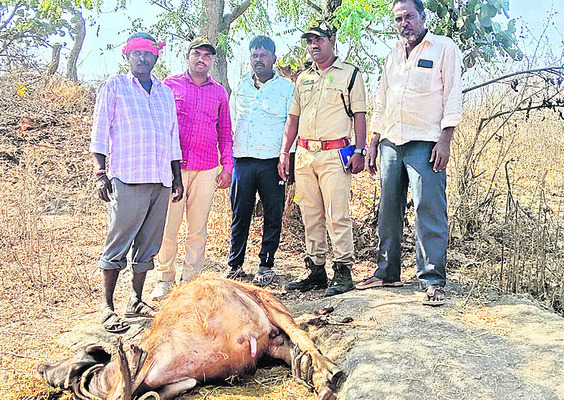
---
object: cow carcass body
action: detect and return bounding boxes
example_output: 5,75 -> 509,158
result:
38,277 -> 343,400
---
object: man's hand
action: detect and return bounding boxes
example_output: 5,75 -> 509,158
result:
365,137 -> 379,175
278,153 -> 290,181
172,176 -> 184,203
430,131 -> 453,172
346,153 -> 365,174
216,171 -> 232,189
96,175 -> 113,202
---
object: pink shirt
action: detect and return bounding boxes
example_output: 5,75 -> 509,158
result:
370,32 -> 462,145
90,72 -> 182,186
163,71 -> 234,174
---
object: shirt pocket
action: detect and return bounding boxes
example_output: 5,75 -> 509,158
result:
174,96 -> 189,117
409,67 -> 434,93
323,83 -> 346,106
299,84 -> 315,107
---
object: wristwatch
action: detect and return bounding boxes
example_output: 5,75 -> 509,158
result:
354,147 -> 367,156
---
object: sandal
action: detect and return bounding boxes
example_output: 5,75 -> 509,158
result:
125,301 -> 157,318
226,266 -> 248,280
422,285 -> 446,306
356,276 -> 403,290
252,268 -> 275,287
101,310 -> 130,334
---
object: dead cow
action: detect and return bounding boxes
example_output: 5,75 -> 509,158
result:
37,277 -> 344,400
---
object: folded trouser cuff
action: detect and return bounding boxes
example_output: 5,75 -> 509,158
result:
130,260 -> 155,273
99,259 -> 126,271
419,278 -> 446,289
156,270 -> 176,282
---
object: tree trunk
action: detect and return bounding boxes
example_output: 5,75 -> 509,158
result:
200,0 -> 231,93
66,9 -> 85,81
45,43 -> 61,76
323,0 -> 342,20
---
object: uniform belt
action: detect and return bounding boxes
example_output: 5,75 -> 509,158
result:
298,138 -> 350,151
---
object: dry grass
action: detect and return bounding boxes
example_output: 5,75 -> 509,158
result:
0,69 -> 562,399
449,70 -> 564,312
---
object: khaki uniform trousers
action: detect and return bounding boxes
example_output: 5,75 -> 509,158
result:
155,166 -> 219,282
295,146 -> 354,266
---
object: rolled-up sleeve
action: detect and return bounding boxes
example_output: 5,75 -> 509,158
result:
89,81 -> 115,155
217,90 -> 234,174
170,106 -> 182,161
440,41 -> 463,130
369,63 -> 389,134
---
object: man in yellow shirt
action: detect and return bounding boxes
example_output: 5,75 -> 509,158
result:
278,21 -> 367,297
356,0 -> 463,306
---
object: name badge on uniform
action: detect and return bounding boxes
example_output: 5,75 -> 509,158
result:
302,80 -> 315,85
417,59 -> 433,68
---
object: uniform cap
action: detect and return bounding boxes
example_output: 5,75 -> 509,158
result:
188,37 -> 217,55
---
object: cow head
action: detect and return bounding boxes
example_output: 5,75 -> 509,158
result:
37,344 -> 112,391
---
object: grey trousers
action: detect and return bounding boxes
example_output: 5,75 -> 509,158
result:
99,178 -> 171,273
375,140 -> 448,287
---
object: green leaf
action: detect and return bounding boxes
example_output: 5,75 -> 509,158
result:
483,4 -> 498,18
437,4 -> 447,18
479,16 -> 492,28
467,0 -> 479,12
507,18 -> 516,33
463,53 -> 476,69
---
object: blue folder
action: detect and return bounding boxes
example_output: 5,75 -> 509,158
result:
338,145 -> 356,173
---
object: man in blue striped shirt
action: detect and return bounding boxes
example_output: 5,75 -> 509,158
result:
226,35 -> 294,286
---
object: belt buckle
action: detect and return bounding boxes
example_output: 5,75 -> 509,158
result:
308,140 -> 322,152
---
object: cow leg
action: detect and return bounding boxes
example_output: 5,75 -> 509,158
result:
262,305 -> 344,399
155,378 -> 198,400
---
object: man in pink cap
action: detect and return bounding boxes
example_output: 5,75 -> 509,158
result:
90,32 -> 183,333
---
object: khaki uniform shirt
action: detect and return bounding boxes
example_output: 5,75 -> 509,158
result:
289,58 -> 366,141
369,32 -> 462,145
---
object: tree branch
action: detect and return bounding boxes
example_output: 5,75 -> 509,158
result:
304,0 -> 323,14
0,2 -> 24,31
224,0 -> 252,27
463,66 -> 564,94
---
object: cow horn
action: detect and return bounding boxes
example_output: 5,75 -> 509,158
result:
116,338 -> 133,400
137,392 -> 160,400
77,364 -> 105,400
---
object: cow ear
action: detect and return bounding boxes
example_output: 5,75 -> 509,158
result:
85,344 -> 112,364
63,362 -> 88,388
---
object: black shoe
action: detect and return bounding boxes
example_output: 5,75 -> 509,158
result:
325,262 -> 354,297
286,257 -> 328,292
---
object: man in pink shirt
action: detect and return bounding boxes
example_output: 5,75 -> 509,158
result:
356,0 -> 462,306
91,32 -> 183,333
151,38 -> 234,301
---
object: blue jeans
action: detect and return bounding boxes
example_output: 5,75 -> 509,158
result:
228,158 -> 285,268
375,140 -> 447,287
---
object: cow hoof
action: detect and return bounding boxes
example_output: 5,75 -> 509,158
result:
326,366 -> 344,388
318,388 -> 337,400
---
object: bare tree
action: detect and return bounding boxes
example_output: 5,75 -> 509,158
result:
66,9 -> 86,80
45,43 -> 61,76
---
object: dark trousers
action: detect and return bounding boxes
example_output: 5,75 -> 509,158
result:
228,157 -> 285,268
